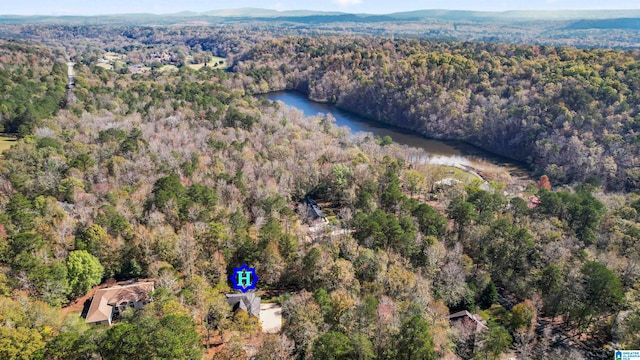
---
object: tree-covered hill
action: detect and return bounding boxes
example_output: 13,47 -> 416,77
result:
0,42 -> 67,136
1,34 -> 640,359
233,36 -> 640,190
566,18 -> 640,30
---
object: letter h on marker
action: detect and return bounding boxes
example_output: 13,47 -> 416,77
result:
230,264 -> 259,293
237,270 -> 252,287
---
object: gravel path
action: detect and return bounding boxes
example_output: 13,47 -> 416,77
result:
260,303 -> 283,333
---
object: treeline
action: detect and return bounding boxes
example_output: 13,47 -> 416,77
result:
233,36 -> 640,191
1,38 -> 640,359
0,42 -> 67,136
0,290 -> 203,359
8,26 -> 640,193
5,14 -> 640,49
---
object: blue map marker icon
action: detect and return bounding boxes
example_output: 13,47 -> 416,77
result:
230,264 -> 259,293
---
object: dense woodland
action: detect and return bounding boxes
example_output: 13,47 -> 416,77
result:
0,25 -> 640,360
3,11 -> 640,48
232,36 -> 640,191
7,25 -> 639,191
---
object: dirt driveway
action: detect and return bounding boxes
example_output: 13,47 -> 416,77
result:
260,303 -> 282,333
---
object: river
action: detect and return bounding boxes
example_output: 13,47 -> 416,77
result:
264,91 -> 530,179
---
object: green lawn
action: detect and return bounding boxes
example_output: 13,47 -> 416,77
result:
210,56 -> 228,69
186,56 -> 228,70
96,63 -> 114,70
158,65 -> 179,73
440,166 -> 484,184
104,52 -> 126,61
186,63 -> 205,70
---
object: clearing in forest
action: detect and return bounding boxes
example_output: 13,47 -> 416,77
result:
187,56 -> 228,70
0,136 -> 16,154
259,303 -> 282,333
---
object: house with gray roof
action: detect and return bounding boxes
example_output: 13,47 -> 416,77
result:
301,198 -> 327,223
225,292 -> 261,317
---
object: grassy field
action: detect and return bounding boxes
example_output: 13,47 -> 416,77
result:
210,56 -> 228,69
158,65 -> 179,73
186,63 -> 206,70
441,166 -> 484,184
0,136 -> 17,154
134,66 -> 152,73
104,52 -> 126,61
186,56 -> 228,70
96,52 -> 126,71
96,63 -> 114,70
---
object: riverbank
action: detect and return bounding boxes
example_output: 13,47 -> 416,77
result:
263,91 -> 533,193
264,91 -> 531,173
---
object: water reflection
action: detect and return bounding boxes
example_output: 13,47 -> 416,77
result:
264,91 -> 529,176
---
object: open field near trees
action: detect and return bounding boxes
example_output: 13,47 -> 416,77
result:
0,136 -> 16,153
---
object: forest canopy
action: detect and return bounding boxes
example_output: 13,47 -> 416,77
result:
0,25 -> 639,360
232,36 -> 640,191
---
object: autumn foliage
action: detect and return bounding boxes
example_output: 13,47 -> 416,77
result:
537,175 -> 551,190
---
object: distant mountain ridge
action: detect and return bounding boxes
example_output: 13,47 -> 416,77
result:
387,9 -> 640,21
199,8 -> 345,17
0,7 -> 640,20
0,8 -> 640,28
167,8 -> 640,20
565,18 -> 640,30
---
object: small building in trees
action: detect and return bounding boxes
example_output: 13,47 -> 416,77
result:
450,311 -> 489,358
300,198 -> 327,224
225,292 -> 261,317
449,310 -> 488,333
85,281 -> 154,326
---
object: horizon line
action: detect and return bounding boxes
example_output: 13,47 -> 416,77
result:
3,7 -> 640,17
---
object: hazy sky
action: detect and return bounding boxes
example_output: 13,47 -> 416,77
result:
5,0 -> 640,16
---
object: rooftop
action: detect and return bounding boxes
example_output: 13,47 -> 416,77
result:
449,310 -> 488,332
85,282 -> 154,324
226,292 -> 261,317
303,198 -> 326,220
